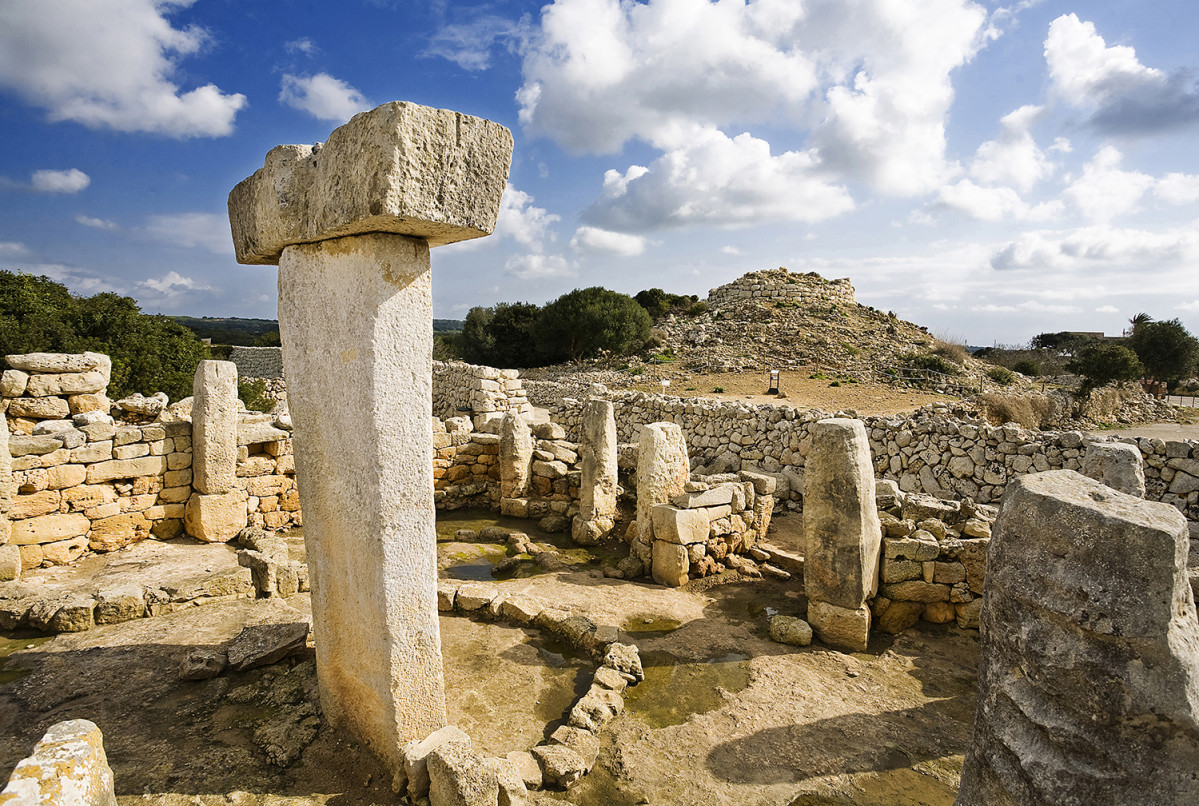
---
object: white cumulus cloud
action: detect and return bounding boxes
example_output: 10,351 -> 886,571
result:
583,127 -> 855,232
279,73 -> 370,121
570,226 -> 646,256
504,253 -> 576,280
31,168 -> 90,194
0,0 -> 246,138
76,214 -> 119,231
968,105 -> 1055,193
141,212 -> 231,255
518,0 -> 992,217
138,270 -> 212,297
1064,146 -> 1155,223
1156,173 -> 1199,206
1045,13 -> 1199,135
936,179 -> 1062,222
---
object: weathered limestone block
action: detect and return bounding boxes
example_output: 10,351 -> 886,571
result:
229,101 -> 514,264
1081,440 -> 1146,497
651,540 -> 689,587
7,397 -> 70,420
0,718 -> 116,805
650,504 -> 708,545
499,413 -> 532,499
24,371 -> 106,397
0,369 -> 28,397
184,492 -> 247,543
956,470 -> 1199,806
806,600 -> 871,652
193,361 -> 239,495
84,456 -> 167,484
634,423 -> 689,563
4,351 -> 110,376
9,512 -> 89,546
89,513 -> 151,552
403,726 -> 472,802
578,399 -> 618,521
0,426 -> 10,547
803,419 -> 882,610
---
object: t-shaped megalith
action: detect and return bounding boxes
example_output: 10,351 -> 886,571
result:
228,101 -> 512,777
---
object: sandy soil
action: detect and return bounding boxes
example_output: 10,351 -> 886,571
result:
0,516 -> 979,806
618,370 -> 952,417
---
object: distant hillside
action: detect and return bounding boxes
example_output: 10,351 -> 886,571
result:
173,316 -> 464,345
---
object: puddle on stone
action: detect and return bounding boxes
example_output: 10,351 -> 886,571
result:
623,650 -> 751,729
0,634 -> 53,686
621,614 -> 683,638
437,508 -> 626,580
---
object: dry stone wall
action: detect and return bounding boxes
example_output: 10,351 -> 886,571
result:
228,346 -> 284,380
3,354 -> 299,576
548,391 -> 1199,520
706,267 -> 856,309
432,361 -> 532,425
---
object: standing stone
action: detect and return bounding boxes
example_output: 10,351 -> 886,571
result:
572,399 -> 618,545
803,418 -> 882,651
0,719 -> 117,805
0,421 -> 11,546
230,100 -> 512,778
499,412 -> 532,500
1081,440 -> 1146,498
634,423 -> 690,567
956,470 -> 1199,806
192,360 -> 239,495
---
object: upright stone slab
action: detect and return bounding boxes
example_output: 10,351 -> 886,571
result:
230,101 -> 512,776
1081,440 -> 1146,497
956,470 -> 1199,806
803,418 -> 881,651
0,419 -> 11,546
192,360 -> 239,494
573,399 -> 618,545
633,423 -> 690,567
499,412 -> 532,500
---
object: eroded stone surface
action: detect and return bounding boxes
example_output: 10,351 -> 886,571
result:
1081,440 -> 1146,497
0,718 -> 117,806
957,470 -> 1199,806
229,102 -> 513,264
803,419 -> 882,611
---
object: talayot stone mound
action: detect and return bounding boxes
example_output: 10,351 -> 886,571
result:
957,469 -> 1199,805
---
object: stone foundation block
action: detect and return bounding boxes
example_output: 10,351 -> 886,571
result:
0,719 -> 116,805
651,540 -> 689,587
184,492 -> 247,543
807,600 -> 871,652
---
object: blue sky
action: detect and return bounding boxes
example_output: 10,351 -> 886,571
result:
2,0 -> 1198,346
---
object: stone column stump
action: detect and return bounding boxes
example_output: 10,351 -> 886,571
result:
185,360 -> 246,543
228,101 -> 512,776
635,422 -> 690,576
956,470 -> 1199,805
572,398 -> 618,546
803,418 -> 882,651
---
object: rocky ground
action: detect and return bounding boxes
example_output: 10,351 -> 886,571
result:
0,514 -> 980,805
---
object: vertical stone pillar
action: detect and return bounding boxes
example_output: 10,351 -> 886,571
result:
957,470 -> 1199,805
1081,440 -> 1146,497
572,399 -> 618,546
633,423 -> 689,569
803,418 -> 882,651
499,412 -> 532,500
185,360 -> 246,544
0,418 -> 14,580
229,101 -> 511,776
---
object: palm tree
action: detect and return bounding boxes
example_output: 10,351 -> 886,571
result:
1128,312 -> 1154,336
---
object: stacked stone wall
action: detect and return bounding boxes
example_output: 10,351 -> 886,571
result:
548,391 -> 1199,520
228,346 -> 284,380
2,353 -> 300,575
432,361 -> 532,424
706,268 -> 856,310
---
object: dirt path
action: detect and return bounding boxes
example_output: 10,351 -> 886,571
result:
0,518 -> 978,805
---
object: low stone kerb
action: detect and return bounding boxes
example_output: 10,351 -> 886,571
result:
228,101 -> 513,264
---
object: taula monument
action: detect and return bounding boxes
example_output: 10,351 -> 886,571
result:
228,101 -> 513,774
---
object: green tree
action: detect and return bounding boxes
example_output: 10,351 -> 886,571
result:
0,270 -> 210,401
1067,343 -> 1144,400
1030,331 -> 1095,355
1128,318 -> 1199,386
535,287 -> 652,362
489,302 -> 543,368
460,306 -> 495,364
634,288 -> 671,319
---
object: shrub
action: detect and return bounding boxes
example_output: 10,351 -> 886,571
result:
932,339 -> 969,364
899,352 -> 961,376
713,386 -> 725,393
238,378 -> 273,413
536,287 -> 652,362
977,393 -> 1052,428
1129,318 -> 1199,384
829,381 -> 841,387
1067,343 -> 1144,400
987,366 -> 1015,386
842,343 -> 861,356
1012,359 -> 1041,377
